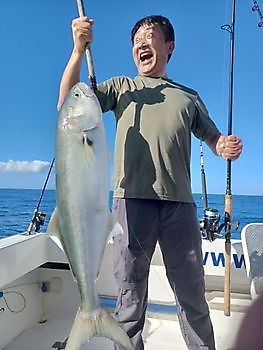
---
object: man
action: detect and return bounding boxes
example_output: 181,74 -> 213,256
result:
58,15 -> 243,350
233,294 -> 263,349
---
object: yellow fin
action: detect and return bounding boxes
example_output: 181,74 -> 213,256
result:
47,207 -> 65,252
47,207 -> 61,238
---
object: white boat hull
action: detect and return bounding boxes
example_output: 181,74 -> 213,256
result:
0,225 -> 258,350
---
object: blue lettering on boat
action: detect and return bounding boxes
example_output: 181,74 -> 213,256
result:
202,252 -> 245,269
233,254 -> 245,268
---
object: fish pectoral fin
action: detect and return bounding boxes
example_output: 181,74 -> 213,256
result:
83,134 -> 94,163
65,307 -> 135,350
107,213 -> 124,243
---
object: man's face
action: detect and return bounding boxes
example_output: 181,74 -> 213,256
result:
132,23 -> 174,78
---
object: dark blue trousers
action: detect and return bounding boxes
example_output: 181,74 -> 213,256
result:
112,198 -> 215,350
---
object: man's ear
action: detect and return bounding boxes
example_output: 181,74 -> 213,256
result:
168,41 -> 175,55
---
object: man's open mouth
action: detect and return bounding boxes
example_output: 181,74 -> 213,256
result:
140,51 -> 153,63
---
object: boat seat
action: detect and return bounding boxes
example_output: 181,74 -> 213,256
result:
241,223 -> 263,299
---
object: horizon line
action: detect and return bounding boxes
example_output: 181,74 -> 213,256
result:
0,187 -> 262,197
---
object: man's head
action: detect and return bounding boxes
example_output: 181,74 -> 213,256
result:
131,15 -> 175,78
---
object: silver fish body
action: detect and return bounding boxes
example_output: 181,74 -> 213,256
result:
48,82 -> 134,350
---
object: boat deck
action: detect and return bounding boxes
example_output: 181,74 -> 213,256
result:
4,293 -> 249,350
0,232 -> 254,350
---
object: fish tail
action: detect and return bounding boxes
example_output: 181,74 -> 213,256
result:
65,306 -> 135,350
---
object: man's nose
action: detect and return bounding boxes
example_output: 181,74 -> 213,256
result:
139,39 -> 149,49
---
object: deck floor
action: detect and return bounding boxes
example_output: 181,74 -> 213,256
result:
4,306 -> 247,350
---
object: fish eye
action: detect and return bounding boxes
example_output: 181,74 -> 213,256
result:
74,92 -> 80,98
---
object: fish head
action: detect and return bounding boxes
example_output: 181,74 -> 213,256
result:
58,82 -> 102,135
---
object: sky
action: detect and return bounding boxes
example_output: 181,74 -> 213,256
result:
0,0 -> 262,195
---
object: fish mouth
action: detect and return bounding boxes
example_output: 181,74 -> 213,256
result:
77,82 -> 94,97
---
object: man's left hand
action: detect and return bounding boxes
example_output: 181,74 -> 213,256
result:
216,135 -> 243,160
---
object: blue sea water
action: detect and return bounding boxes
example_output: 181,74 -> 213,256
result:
0,188 -> 262,240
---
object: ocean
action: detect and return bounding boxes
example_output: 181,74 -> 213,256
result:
0,188 -> 262,240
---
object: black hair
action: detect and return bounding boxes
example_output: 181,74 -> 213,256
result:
131,15 -> 174,43
131,15 -> 175,61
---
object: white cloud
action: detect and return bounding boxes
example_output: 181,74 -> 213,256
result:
0,160 -> 51,173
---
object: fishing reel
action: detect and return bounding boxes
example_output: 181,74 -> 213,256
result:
200,207 -> 223,242
27,209 -> 46,234
200,207 -> 239,242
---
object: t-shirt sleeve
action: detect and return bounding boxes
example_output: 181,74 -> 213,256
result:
95,78 -> 119,113
191,94 -> 220,141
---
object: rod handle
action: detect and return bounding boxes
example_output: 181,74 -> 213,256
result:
224,193 -> 232,218
224,241 -> 231,315
224,193 -> 232,316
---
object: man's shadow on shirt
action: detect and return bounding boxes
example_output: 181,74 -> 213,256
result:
117,83 -> 170,198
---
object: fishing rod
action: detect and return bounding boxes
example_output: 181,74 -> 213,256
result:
199,142 -> 223,242
200,142 -> 208,210
198,141 -> 239,242
28,1 -> 96,236
252,0 -> 263,27
76,0 -> 97,90
27,158 -> 55,235
221,0 -> 236,317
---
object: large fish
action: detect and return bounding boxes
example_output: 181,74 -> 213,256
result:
47,82 -> 134,350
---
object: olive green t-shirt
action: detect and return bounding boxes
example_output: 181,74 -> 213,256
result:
95,75 -> 219,202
